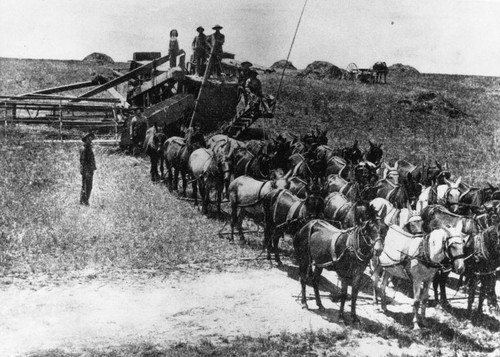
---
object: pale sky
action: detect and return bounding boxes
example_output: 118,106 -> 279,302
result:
1,0 -> 499,76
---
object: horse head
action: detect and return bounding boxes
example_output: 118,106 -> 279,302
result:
442,177 -> 462,213
441,222 -> 465,274
366,141 -> 383,165
360,218 -> 385,257
342,140 -> 363,164
403,173 -> 423,209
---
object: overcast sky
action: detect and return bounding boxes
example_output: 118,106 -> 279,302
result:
1,0 -> 499,76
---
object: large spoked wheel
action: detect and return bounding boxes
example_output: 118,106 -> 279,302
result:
346,63 -> 358,81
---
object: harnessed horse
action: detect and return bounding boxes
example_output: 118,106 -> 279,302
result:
294,218 -> 384,323
372,223 -> 465,330
365,141 -> 383,165
232,146 -> 273,180
323,192 -> 379,229
370,197 -> 423,234
143,125 -> 167,182
262,189 -> 324,265
374,177 -> 412,210
188,147 -> 230,216
416,177 -> 462,214
163,128 -> 206,195
463,223 -> 500,316
229,175 -> 287,242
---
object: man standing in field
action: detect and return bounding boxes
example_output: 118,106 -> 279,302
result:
80,132 -> 97,206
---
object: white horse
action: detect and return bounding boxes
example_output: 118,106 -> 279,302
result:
370,197 -> 422,234
416,177 -> 462,214
372,222 -> 465,330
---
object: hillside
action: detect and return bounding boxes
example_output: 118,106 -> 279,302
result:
261,70 -> 500,185
0,57 -> 129,95
1,56 -> 500,184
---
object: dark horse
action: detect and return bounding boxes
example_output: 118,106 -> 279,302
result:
232,146 -> 274,180
163,127 -> 206,195
463,222 -> 500,317
371,62 -> 388,84
143,125 -> 167,182
262,189 -> 324,265
293,219 -> 384,323
323,192 -> 380,230
365,141 -> 383,165
374,177 -> 412,210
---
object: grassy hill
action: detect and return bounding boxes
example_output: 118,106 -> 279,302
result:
262,70 -> 500,185
0,57 -> 128,95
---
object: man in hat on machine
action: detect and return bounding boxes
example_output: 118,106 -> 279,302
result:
192,26 -> 209,76
80,132 -> 97,206
206,24 -> 225,77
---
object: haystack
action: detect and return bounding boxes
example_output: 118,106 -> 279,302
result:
83,52 -> 114,65
299,61 -> 343,80
271,60 -> 297,71
389,63 -> 420,76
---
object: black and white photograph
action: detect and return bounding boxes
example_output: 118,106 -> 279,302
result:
1,0 -> 500,356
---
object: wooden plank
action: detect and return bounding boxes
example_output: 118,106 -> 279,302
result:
73,55 -> 170,100
0,95 -> 119,103
19,81 -> 95,96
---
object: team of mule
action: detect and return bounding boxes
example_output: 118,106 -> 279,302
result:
142,126 -> 500,328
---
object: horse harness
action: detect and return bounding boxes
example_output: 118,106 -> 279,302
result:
312,221 -> 381,269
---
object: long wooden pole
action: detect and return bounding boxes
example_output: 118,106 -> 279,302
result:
3,101 -> 6,137
59,100 -> 63,142
189,44 -> 216,128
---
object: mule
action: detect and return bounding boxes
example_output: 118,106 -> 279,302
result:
372,222 -> 465,330
463,223 -> 500,317
188,147 -> 229,216
421,204 -> 488,310
324,174 -> 366,202
143,125 -> 167,182
323,192 -> 378,229
457,182 -> 500,215
416,177 -> 462,214
374,177 -> 411,210
293,219 -> 384,323
365,141 -> 383,165
207,134 -> 246,198
370,197 -> 423,234
163,127 -> 206,195
232,146 -> 273,180
396,160 -> 451,187
229,175 -> 287,242
262,189 -> 324,265
371,62 -> 388,84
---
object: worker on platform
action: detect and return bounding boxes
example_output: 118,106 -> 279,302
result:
169,29 -> 179,68
206,24 -> 225,77
245,70 -> 275,118
192,26 -> 208,76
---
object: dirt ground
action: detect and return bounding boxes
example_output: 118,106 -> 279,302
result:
3,262 -> 494,357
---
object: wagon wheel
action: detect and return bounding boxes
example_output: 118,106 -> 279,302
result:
346,63 -> 358,81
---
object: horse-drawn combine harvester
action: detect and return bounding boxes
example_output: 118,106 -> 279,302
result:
0,47 -> 275,145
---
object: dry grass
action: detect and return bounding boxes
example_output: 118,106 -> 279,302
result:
0,126 -> 268,278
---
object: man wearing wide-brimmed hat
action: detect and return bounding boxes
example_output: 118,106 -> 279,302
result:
238,61 -> 253,88
79,132 -> 97,206
206,24 -> 225,77
192,26 -> 208,76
